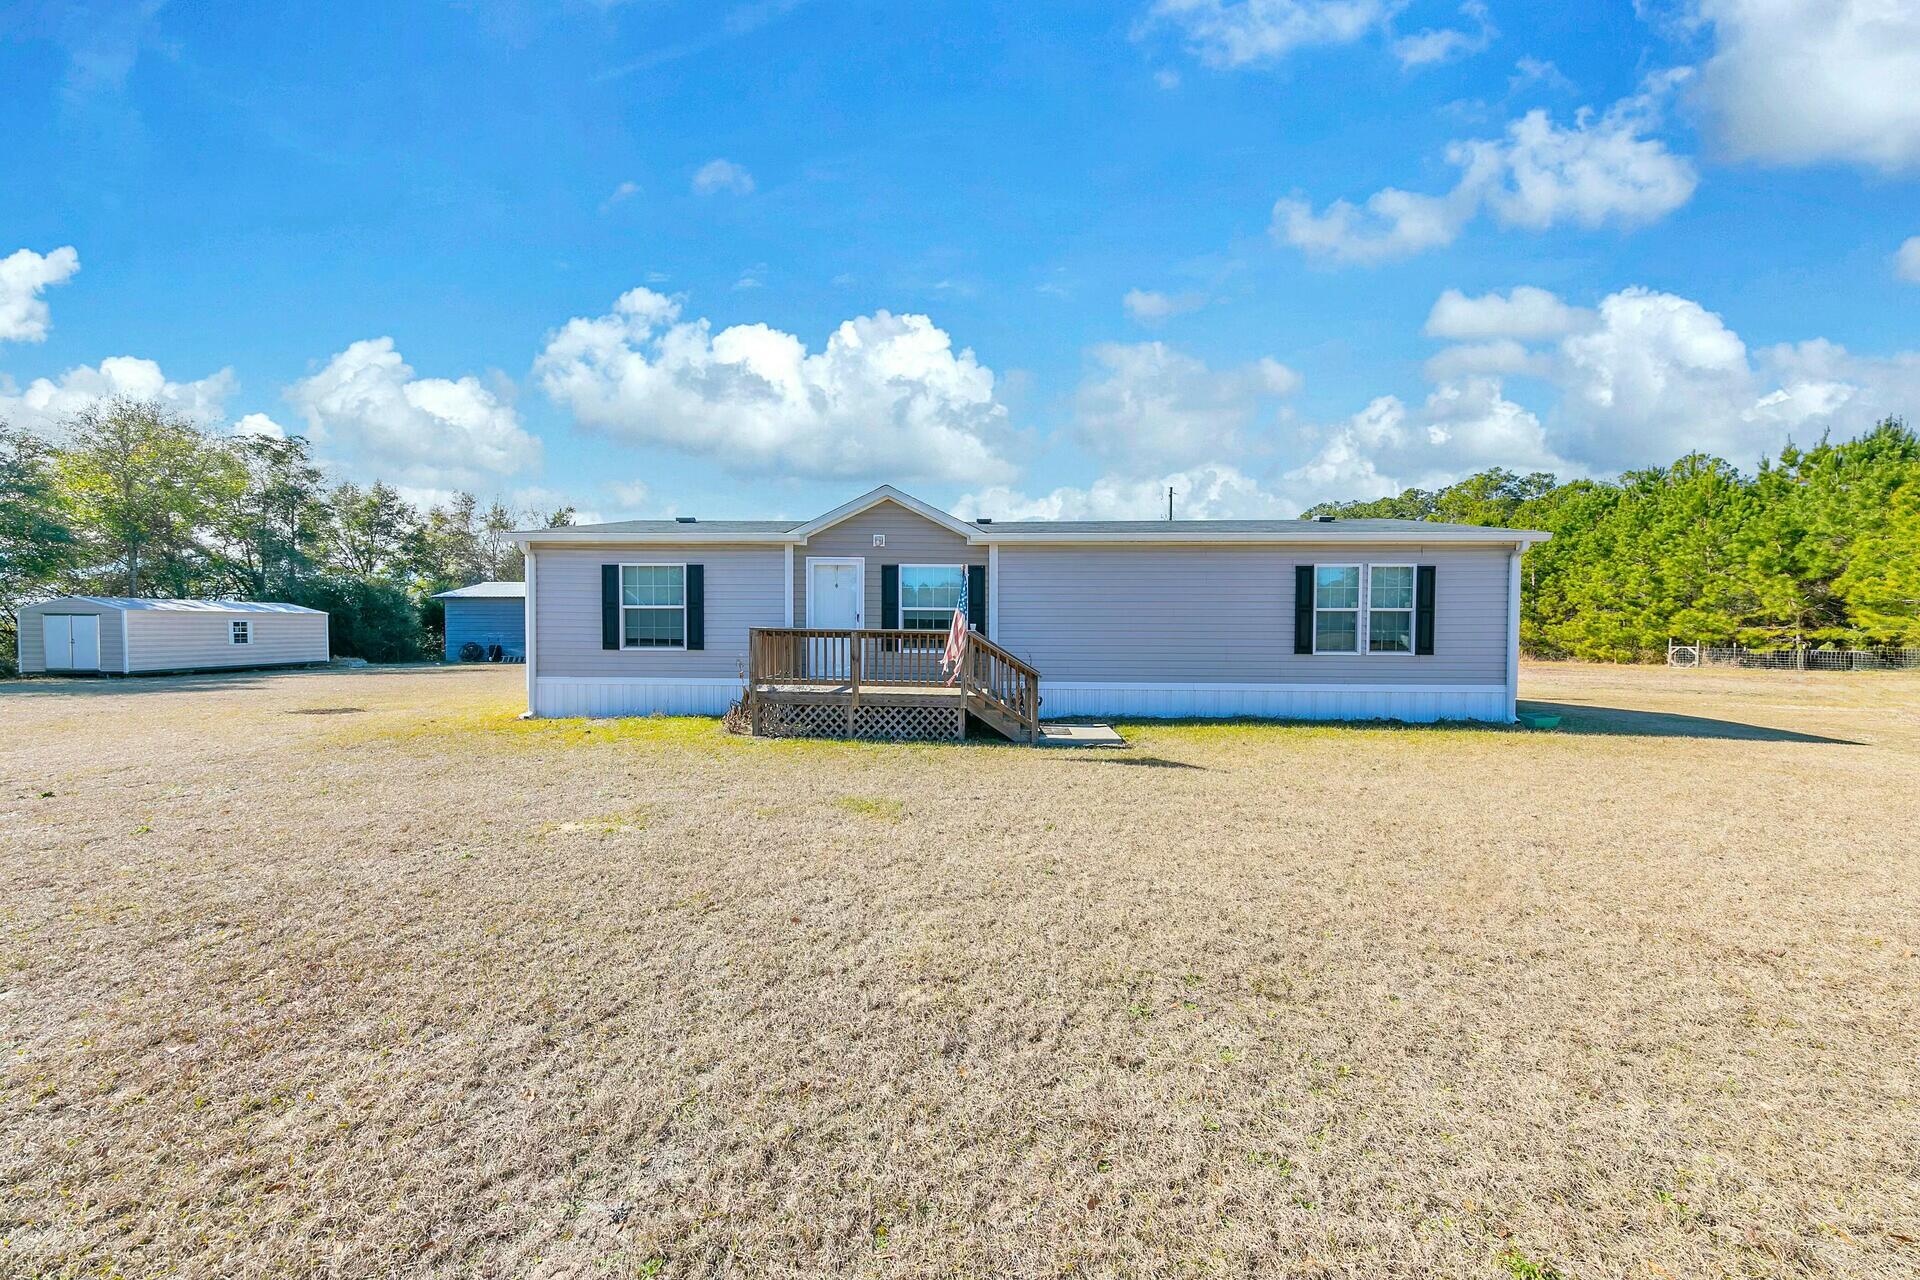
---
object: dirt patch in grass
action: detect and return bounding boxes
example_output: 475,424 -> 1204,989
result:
1,661 -> 1917,1277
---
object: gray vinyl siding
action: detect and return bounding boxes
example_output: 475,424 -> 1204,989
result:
16,600 -> 127,674
444,598 -> 526,660
795,501 -> 985,626
533,543 -> 784,679
993,543 -> 1511,685
125,611 -> 328,672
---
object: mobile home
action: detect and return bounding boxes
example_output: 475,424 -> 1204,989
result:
506,486 -> 1548,736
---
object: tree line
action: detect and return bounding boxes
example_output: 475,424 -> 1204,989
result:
1305,417 -> 1920,660
5,399 -> 1916,674
1,399 -> 574,673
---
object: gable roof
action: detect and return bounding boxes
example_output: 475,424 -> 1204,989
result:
509,489 -> 1550,547
788,485 -> 982,541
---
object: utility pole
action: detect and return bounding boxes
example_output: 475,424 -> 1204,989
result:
1167,486 -> 1175,521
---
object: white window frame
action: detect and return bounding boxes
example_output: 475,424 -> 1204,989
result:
898,563 -> 966,631
1307,563 -> 1424,657
1310,563 -> 1363,655
1365,563 -> 1417,656
229,618 -> 253,646
618,562 -> 688,651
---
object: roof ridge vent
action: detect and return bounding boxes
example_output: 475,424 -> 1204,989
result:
675,516 -> 697,523
1314,514 -> 1336,523
975,517 -> 993,524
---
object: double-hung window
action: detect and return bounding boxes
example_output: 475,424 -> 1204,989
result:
900,564 -> 965,630
229,619 -> 252,646
1312,563 -> 1421,654
1367,565 -> 1416,653
621,564 -> 686,648
1312,565 -> 1361,653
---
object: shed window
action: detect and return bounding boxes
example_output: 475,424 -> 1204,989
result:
899,565 -> 964,630
621,564 -> 685,649
230,619 -> 252,645
1312,565 -> 1360,653
1367,565 -> 1416,653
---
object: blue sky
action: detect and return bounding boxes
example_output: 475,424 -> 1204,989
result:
3,0 -> 1917,521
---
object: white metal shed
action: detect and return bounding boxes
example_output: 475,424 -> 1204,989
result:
16,598 -> 330,675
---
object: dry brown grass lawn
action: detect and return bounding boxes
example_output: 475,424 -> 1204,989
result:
2,662 -> 1916,1279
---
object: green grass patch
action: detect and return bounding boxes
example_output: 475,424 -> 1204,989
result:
338,702 -> 912,760
1497,1246 -> 1567,1280
834,795 -> 904,820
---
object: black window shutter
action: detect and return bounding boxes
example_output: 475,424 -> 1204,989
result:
967,564 -> 986,632
601,565 -> 620,650
880,564 -> 899,628
685,564 -> 705,650
1415,565 -> 1437,655
1294,565 -> 1314,654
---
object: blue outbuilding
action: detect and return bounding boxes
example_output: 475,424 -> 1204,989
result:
433,581 -> 526,662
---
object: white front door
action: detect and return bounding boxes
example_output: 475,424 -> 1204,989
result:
806,559 -> 863,677
43,614 -> 99,670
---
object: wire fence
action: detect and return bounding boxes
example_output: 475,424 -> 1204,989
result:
1668,642 -> 1920,671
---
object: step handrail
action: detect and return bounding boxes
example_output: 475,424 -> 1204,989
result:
747,627 -> 1041,741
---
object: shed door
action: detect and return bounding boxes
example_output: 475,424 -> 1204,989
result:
70,615 -> 100,669
43,614 -> 99,670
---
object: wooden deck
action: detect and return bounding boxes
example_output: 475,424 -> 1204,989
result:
746,628 -> 1040,742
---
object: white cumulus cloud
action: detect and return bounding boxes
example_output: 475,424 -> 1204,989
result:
232,412 -> 287,438
288,337 -> 541,488
1076,341 -> 1300,464
1425,286 -> 1593,341
1421,338 -> 1548,381
0,246 -> 81,344
1392,0 -> 1494,69
1122,288 -> 1209,322
1283,378 -> 1573,504
1416,284 -> 1917,473
691,158 -> 755,195
1692,0 -> 1920,173
534,287 -> 1017,484
1275,74 -> 1696,262
0,355 -> 236,435
1141,0 -> 1397,68
961,463 -> 1296,521
1896,236 -> 1920,284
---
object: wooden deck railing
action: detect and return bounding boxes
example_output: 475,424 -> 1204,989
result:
959,632 -> 1041,738
747,627 -> 1040,740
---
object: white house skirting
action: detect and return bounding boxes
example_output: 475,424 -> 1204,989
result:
532,676 -> 740,717
533,678 -> 1511,723
1037,682 -> 1513,723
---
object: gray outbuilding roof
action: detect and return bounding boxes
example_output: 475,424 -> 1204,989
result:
52,597 -> 326,614
432,581 -> 528,599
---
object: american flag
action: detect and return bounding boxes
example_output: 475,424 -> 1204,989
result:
942,571 -> 969,685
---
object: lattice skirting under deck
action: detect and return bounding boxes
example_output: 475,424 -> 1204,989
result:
753,700 -> 964,741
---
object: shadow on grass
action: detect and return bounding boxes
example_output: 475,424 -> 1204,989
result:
0,662 -> 481,699
1520,701 -> 1859,745
1071,754 -> 1208,770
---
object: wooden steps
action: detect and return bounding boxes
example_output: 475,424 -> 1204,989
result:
747,627 -> 1041,743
